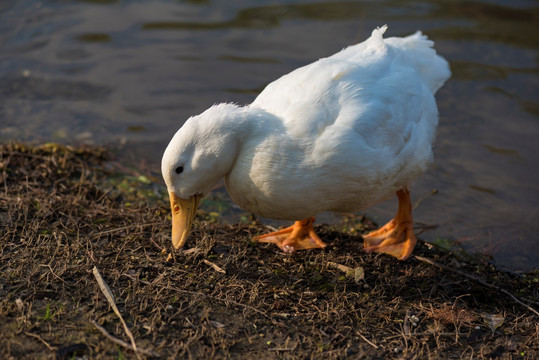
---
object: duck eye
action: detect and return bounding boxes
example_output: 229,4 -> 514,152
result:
175,166 -> 184,174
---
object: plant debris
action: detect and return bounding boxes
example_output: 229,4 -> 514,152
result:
0,143 -> 538,359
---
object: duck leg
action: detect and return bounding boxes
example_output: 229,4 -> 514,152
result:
363,189 -> 417,260
254,217 -> 327,253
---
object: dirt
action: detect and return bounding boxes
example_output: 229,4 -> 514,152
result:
0,143 -> 538,359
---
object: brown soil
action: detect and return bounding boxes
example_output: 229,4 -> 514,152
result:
1,143 -> 538,359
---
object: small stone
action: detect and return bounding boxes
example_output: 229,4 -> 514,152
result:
15,298 -> 24,312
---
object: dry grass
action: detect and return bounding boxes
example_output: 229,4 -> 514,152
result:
0,143 -> 538,359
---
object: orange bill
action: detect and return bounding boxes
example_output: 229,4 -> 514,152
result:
169,192 -> 201,249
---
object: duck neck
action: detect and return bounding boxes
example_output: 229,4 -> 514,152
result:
210,103 -> 277,145
215,104 -> 253,137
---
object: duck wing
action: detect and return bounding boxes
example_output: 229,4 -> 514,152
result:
249,25 -> 450,199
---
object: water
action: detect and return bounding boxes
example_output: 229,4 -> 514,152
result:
1,0 -> 538,270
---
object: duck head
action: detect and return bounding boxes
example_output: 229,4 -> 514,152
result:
161,103 -> 244,249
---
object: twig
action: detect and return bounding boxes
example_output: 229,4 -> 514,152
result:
91,223 -> 157,238
414,255 -> 539,318
356,331 -> 378,349
39,264 -> 68,284
386,331 -> 463,340
261,224 -> 279,232
413,188 -> 438,210
92,266 -> 141,359
202,259 -> 226,274
268,347 -> 296,351
24,332 -> 55,352
268,337 -> 297,351
140,279 -> 272,321
149,237 -> 164,251
92,321 -> 159,357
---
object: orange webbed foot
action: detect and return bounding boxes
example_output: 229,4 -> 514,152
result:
253,217 -> 327,253
363,189 -> 418,261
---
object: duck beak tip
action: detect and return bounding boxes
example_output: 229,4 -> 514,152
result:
169,192 -> 201,249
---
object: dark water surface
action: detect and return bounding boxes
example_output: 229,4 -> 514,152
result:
1,0 -> 538,270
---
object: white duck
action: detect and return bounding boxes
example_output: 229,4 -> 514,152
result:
162,26 -> 450,260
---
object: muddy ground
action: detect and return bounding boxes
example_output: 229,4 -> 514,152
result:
0,143 -> 538,359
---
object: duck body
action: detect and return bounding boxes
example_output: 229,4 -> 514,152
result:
227,26 -> 449,219
162,26 -> 450,258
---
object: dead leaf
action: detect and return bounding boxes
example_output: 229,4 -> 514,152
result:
482,313 -> 505,333
209,320 -> 225,328
327,262 -> 365,283
182,248 -> 200,255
